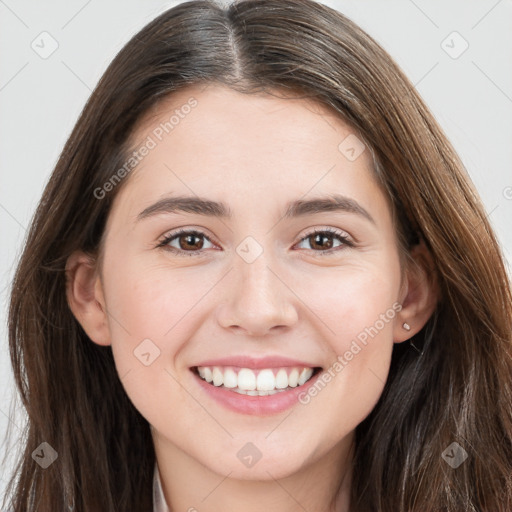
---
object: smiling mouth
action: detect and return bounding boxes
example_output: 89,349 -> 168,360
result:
193,365 -> 322,396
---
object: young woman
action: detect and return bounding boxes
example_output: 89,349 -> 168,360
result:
3,0 -> 511,511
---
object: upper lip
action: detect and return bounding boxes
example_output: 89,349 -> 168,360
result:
193,355 -> 321,369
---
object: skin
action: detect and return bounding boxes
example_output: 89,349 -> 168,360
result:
67,83 -> 437,512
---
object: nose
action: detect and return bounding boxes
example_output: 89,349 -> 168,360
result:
215,252 -> 299,337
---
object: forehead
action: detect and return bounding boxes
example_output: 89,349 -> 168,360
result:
134,82 -> 352,141
108,83 -> 388,226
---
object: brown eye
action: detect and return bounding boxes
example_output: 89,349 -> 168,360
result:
176,232 -> 204,251
158,229 -> 215,256
296,228 -> 353,254
308,232 -> 335,250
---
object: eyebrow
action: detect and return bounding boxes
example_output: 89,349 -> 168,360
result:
137,193 -> 375,224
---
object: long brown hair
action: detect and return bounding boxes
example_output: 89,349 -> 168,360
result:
3,0 -> 511,510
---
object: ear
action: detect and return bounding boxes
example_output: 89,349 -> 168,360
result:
393,237 -> 439,343
65,250 -> 111,346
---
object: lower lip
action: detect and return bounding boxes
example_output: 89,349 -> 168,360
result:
192,369 -> 321,416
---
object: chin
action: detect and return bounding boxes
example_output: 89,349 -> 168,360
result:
201,445 -> 314,481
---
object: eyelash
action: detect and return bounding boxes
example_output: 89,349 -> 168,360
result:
156,227 -> 354,257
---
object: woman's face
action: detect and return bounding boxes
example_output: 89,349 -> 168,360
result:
93,84 -> 407,479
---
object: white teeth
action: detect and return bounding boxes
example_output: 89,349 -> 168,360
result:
275,369 -> 289,389
203,367 -> 213,383
223,368 -> 238,388
212,367 -> 223,387
256,369 -> 275,391
288,368 -> 299,387
237,368 -> 257,391
298,368 -> 314,386
231,387 -> 286,395
196,365 -> 317,392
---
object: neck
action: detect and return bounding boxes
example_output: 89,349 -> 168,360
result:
152,431 -> 354,512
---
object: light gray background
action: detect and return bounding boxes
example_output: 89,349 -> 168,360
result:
1,0 -> 511,500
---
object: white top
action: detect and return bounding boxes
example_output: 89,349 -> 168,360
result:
153,461 -> 170,512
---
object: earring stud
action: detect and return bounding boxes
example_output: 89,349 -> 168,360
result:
403,322 -> 411,331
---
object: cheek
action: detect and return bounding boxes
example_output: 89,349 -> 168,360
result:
291,266 -> 400,439
292,261 -> 400,353
102,264 -> 214,428
100,256 -> 216,401
103,255 -> 216,346
331,279 -> 397,356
